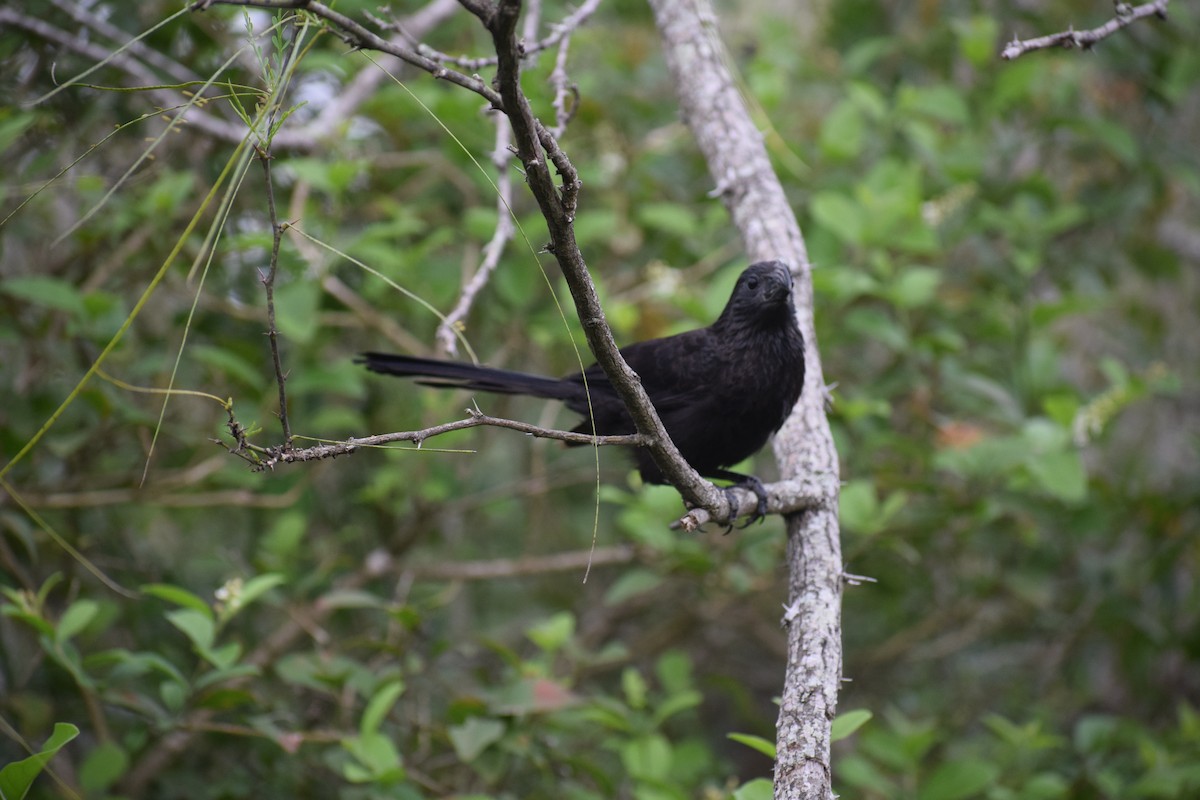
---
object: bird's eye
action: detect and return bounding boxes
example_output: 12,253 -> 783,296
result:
746,277 -> 759,290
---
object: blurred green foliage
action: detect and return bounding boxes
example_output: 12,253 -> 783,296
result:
1,0 -> 1198,798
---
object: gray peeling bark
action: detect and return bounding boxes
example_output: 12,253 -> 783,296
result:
646,2 -> 843,798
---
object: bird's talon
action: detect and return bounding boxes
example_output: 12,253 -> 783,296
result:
721,486 -> 741,529
736,476 -> 769,527
721,479 -> 769,529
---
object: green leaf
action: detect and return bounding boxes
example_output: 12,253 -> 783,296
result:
284,157 -> 366,194
318,589 -> 390,610
899,84 -> 970,125
361,680 -> 405,737
0,111 -> 37,155
572,208 -> 620,248
636,202 -> 700,239
1021,773 -> 1071,799
55,599 -> 99,644
860,715 -> 937,770
839,480 -> 879,535
258,510 -> 309,567
622,667 -> 648,710
79,741 -> 128,793
191,344 -> 263,388
819,100 -> 866,161
620,734 -> 672,781
918,758 -> 1001,800
35,574 -> 64,607
813,267 -> 878,303
1042,394 -> 1080,427
0,722 -> 79,800
654,650 -> 694,696
953,15 -> 1000,68
194,662 -> 259,691
0,277 -> 86,317
1081,119 -> 1139,166
832,709 -> 873,742
526,611 -> 575,652
651,689 -> 702,726
342,732 -> 404,783
812,192 -> 864,245
166,608 -> 215,653
889,267 -> 941,309
1025,450 -> 1087,503
733,777 -> 774,800
727,732 -> 776,759
142,584 -> 213,619
231,573 -> 286,615
837,753 -> 897,794
204,642 -> 243,671
845,307 -> 909,351
140,170 -> 195,215
604,568 -> 663,605
847,82 -> 888,119
1074,714 -> 1119,753
274,281 -> 321,345
160,680 -> 187,712
101,649 -> 187,686
448,717 -> 505,762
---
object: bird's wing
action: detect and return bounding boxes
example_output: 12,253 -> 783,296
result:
577,329 -> 713,413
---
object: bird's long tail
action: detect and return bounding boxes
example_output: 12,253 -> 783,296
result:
357,352 -> 582,401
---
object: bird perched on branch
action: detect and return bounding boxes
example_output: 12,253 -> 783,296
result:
359,260 -> 805,522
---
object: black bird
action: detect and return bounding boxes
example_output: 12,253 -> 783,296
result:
359,260 -> 805,521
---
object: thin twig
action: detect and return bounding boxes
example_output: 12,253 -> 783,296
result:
1001,0 -> 1170,60
241,408 -> 650,472
257,148 -> 293,448
542,0 -> 600,137
548,37 -> 579,137
436,119 -> 516,355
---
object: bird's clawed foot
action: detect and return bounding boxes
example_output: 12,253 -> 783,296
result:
721,476 -> 769,531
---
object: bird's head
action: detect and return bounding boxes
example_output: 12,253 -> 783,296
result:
716,260 -> 796,330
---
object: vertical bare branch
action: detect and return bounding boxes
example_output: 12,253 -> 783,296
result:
646,1 -> 842,798
257,148 -> 293,449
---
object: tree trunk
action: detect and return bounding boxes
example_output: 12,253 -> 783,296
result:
646,2 -> 844,798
